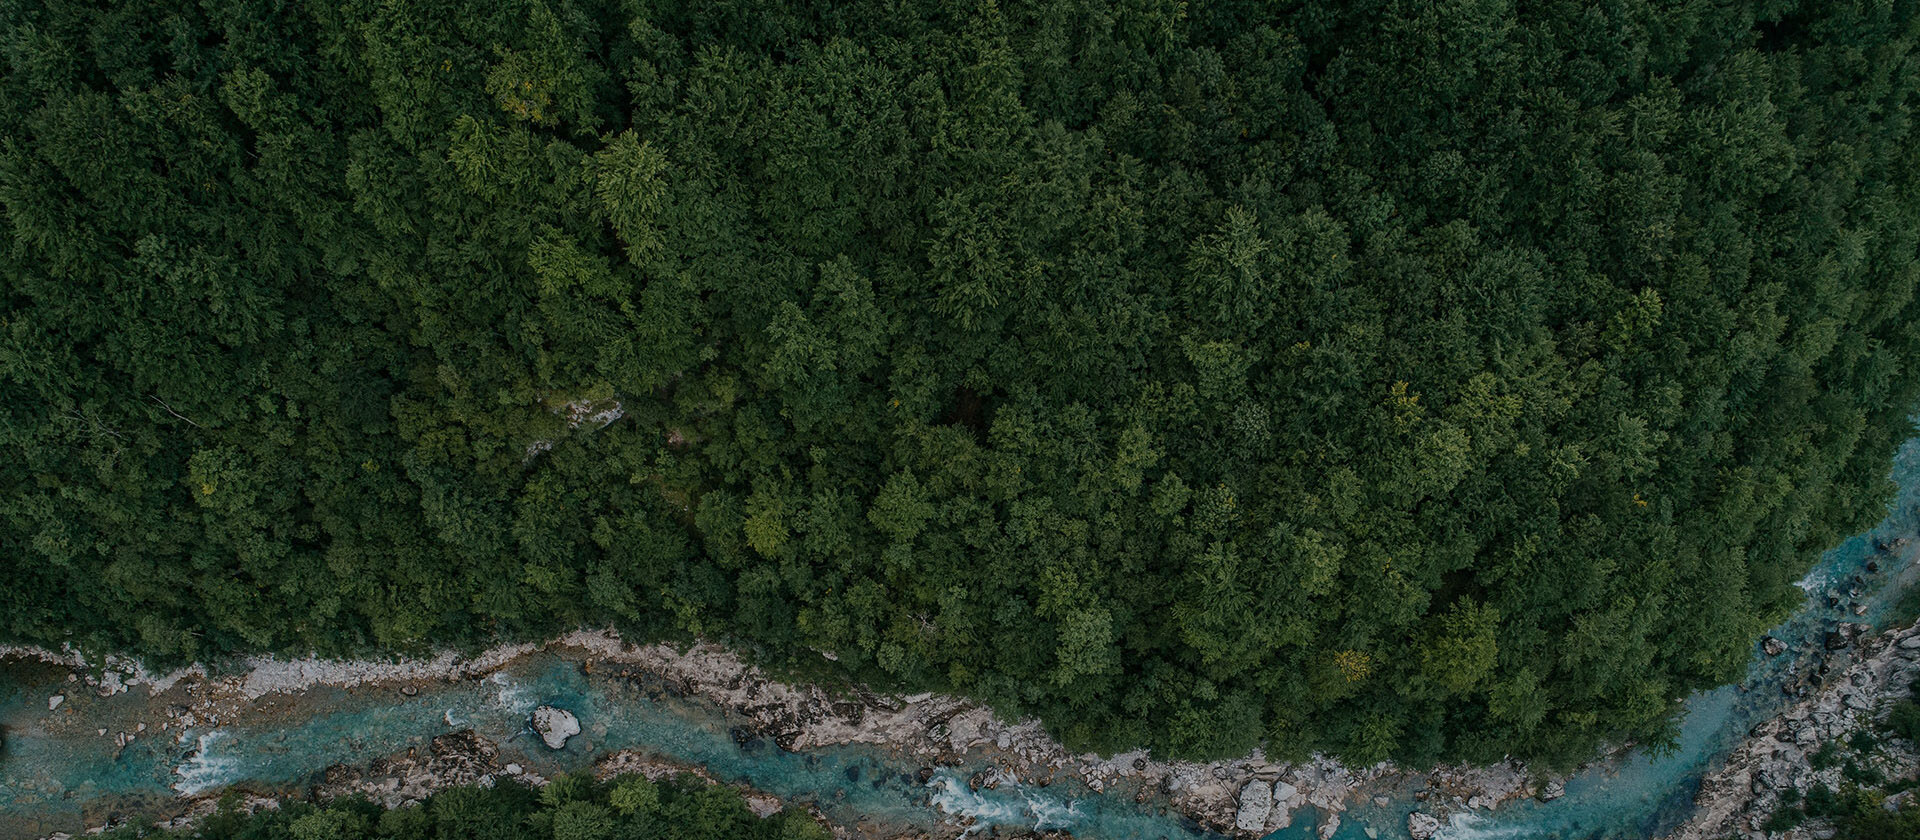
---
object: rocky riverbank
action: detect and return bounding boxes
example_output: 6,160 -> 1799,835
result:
8,629 -> 1568,840
1667,618 -> 1920,840
519,631 -> 1572,839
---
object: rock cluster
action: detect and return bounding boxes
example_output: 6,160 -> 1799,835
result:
315,730 -> 503,807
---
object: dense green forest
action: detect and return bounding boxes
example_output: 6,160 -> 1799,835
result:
104,773 -> 830,840
4,0 -> 1920,768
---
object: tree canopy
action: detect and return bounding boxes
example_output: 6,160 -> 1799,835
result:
4,0 -> 1920,767
107,772 -> 830,840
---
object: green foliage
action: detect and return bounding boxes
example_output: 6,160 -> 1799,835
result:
1419,600 -> 1501,696
551,801 -> 614,840
608,777 -> 661,817
102,774 -> 817,840
1761,804 -> 1804,833
1812,741 -> 1844,771
1886,701 -> 1920,744
1841,755 -> 1884,787
1769,782 -> 1920,840
5,0 -> 1920,768
1849,730 -> 1880,755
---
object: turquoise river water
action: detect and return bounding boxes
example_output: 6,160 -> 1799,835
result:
6,437 -> 1920,840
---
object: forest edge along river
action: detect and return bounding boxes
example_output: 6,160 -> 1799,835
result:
8,436 -> 1920,840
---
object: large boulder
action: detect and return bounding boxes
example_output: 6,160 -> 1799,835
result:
1762,636 -> 1787,656
1234,780 -> 1274,834
1407,811 -> 1442,840
530,706 -> 581,750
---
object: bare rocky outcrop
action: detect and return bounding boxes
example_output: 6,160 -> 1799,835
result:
314,729 -> 505,806
1667,619 -> 1920,840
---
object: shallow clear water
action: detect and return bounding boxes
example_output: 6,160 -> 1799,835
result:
5,438 -> 1920,840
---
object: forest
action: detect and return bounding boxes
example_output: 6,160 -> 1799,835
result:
3,0 -> 1920,768
99,773 -> 833,840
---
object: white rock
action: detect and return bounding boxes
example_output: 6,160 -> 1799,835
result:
1898,635 -> 1920,650
1408,811 -> 1442,840
1317,812 -> 1341,840
505,763 -> 523,774
530,706 -> 581,750
1235,780 -> 1274,833
48,694 -> 63,711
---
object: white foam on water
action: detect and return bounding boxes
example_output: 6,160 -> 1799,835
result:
1021,788 -> 1086,831
172,731 -> 242,795
444,709 -> 463,727
1796,563 -> 1835,593
929,774 -> 1028,835
488,672 -> 537,715
1433,811 -> 1538,840
926,772 -> 1086,835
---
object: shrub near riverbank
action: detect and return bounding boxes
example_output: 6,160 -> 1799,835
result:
107,772 -> 830,840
